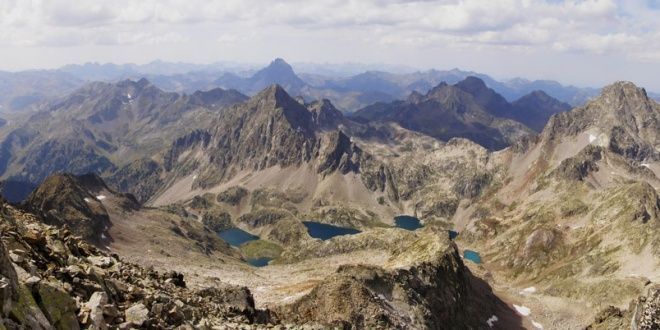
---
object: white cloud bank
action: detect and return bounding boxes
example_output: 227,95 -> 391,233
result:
0,0 -> 659,89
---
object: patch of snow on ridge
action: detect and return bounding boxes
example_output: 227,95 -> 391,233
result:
127,93 -> 132,99
96,195 -> 106,200
84,198 -> 91,203
641,163 -> 650,168
589,134 -> 597,143
513,304 -> 531,316
486,315 -> 498,327
532,320 -> 544,329
520,287 -> 536,295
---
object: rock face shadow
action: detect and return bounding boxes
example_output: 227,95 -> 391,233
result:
465,268 -> 525,330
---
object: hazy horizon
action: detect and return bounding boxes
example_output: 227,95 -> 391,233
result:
2,0 -> 660,90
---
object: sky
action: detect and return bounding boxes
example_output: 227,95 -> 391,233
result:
1,0 -> 659,90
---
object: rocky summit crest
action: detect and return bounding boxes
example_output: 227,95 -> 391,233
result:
540,80 -> 659,161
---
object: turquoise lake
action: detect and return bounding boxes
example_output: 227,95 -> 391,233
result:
463,250 -> 482,264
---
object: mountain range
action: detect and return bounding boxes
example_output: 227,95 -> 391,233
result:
4,58 -> 649,115
352,76 -> 571,149
0,61 -> 659,329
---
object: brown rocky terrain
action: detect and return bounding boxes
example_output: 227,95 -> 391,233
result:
1,77 -> 659,329
0,198 -> 268,329
450,81 -> 660,328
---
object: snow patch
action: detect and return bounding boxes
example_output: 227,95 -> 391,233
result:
101,233 -> 107,240
532,320 -> 544,329
641,163 -> 650,168
486,315 -> 498,327
83,198 -> 91,203
520,287 -> 537,295
513,304 -> 531,316
96,195 -> 106,200
588,134 -> 596,143
127,93 -> 132,99
282,292 -> 306,302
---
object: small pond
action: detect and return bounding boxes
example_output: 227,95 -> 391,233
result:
247,257 -> 272,267
448,230 -> 459,240
394,215 -> 423,231
303,221 -> 361,240
217,228 -> 259,247
463,250 -> 482,264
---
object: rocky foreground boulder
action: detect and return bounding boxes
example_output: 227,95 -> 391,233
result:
588,284 -> 660,330
0,199 -> 269,329
276,231 -> 522,329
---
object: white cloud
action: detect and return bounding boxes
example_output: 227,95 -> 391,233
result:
0,0 -> 659,89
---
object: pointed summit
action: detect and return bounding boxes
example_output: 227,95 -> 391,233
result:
511,90 -> 571,131
455,76 -> 489,93
255,84 -> 299,107
598,81 -> 653,110
269,58 -> 293,70
250,84 -> 315,134
308,99 -> 344,129
214,58 -> 308,95
455,76 -> 510,117
425,82 -> 450,99
540,80 -> 659,161
249,58 -> 306,94
587,81 -> 658,123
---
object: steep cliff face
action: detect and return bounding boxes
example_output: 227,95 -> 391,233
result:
165,85 -> 318,189
106,158 -> 164,204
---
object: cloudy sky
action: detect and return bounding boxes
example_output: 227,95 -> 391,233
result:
1,0 -> 659,90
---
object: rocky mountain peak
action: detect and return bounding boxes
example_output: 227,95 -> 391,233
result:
425,82 -> 450,99
115,77 -> 153,93
268,58 -> 293,71
256,84 -> 291,104
23,173 -> 112,243
252,84 -> 315,133
455,76 -> 489,93
455,76 -> 510,117
190,87 -> 248,108
527,90 -> 552,100
407,90 -> 425,103
598,81 -> 653,110
250,59 -> 305,91
307,99 -> 344,129
583,81 -> 659,131
539,80 -> 659,161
